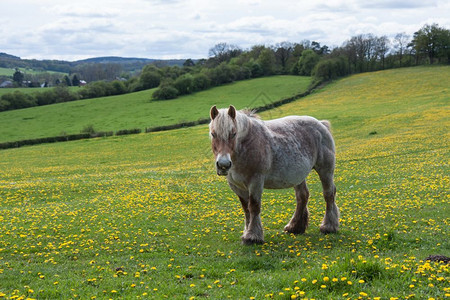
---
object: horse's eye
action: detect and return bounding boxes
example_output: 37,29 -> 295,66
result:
211,132 -> 217,138
230,132 -> 236,139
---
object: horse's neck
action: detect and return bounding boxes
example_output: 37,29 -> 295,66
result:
236,113 -> 268,146
236,112 -> 254,138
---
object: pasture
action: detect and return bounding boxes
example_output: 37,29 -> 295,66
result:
0,66 -> 448,299
0,67 -> 67,77
0,76 -> 310,143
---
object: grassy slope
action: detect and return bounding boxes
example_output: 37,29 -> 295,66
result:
0,67 -> 67,77
0,75 -> 310,143
0,66 -> 448,299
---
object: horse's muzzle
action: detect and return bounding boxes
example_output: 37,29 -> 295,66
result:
216,157 -> 232,176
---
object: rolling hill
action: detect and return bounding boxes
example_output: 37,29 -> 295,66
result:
0,66 -> 447,299
0,75 -> 312,143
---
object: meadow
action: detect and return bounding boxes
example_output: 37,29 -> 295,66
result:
0,66 -> 448,299
0,76 -> 310,143
0,67 -> 67,77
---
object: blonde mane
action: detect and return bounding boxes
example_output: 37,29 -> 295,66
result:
210,108 -> 255,140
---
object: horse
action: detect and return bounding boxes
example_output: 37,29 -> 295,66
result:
209,105 -> 339,245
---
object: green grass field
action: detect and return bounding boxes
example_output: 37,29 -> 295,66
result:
0,66 -> 448,299
0,67 -> 67,77
0,76 -> 311,143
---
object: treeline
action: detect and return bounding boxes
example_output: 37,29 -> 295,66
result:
0,23 -> 448,111
149,23 -> 449,99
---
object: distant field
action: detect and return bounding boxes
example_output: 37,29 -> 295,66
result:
0,76 -> 311,143
0,66 -> 67,76
0,66 -> 447,299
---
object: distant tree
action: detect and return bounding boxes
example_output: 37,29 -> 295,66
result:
2,91 -> 36,109
183,59 -> 195,67
344,34 -> 379,72
54,85 -> 77,102
313,55 -> 349,81
375,36 -> 390,69
152,84 -> 179,100
139,70 -> 161,90
12,68 -> 24,86
394,33 -> 410,67
257,48 -> 276,75
63,75 -> 72,86
173,73 -> 194,95
297,49 -> 320,76
192,73 -> 211,91
412,23 -> 450,64
273,42 -> 293,73
72,74 -> 80,86
111,80 -> 126,94
208,43 -> 242,66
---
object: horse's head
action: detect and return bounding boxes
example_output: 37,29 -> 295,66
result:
209,105 -> 237,176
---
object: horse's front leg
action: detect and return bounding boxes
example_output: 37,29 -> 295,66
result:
242,181 -> 264,245
228,183 -> 251,239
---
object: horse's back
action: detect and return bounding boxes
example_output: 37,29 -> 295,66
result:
266,116 -> 333,145
261,116 -> 335,188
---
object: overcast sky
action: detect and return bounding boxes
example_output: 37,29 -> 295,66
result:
1,0 -> 449,61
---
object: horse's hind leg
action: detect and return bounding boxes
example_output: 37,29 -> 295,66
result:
284,181 -> 309,234
317,169 -> 340,234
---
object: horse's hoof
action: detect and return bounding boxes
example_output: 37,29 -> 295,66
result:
241,233 -> 264,245
241,235 -> 264,245
284,225 -> 306,235
319,225 -> 338,234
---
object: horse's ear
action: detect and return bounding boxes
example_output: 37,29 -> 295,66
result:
228,105 -> 236,119
210,105 -> 219,120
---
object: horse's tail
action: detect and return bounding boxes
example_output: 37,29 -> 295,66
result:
320,120 -> 332,132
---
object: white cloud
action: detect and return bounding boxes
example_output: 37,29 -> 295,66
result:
1,0 -> 449,60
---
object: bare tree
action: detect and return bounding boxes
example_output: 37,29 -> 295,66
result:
208,43 -> 242,66
273,42 -> 293,73
394,33 -> 410,67
375,36 -> 390,69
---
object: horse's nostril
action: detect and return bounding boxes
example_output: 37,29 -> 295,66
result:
217,160 -> 232,170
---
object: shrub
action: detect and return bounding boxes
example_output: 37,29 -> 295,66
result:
35,89 -> 57,106
313,57 -> 349,82
1,91 -> 37,109
115,128 -> 142,136
207,63 -> 235,86
192,73 -> 211,91
248,60 -> 264,78
81,124 -> 96,135
111,80 -> 127,95
54,86 -> 78,103
140,71 -> 161,90
79,81 -> 113,99
0,99 -> 11,111
152,85 -> 179,100
231,65 -> 252,81
173,74 -> 194,95
297,49 -> 320,76
126,77 -> 143,92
